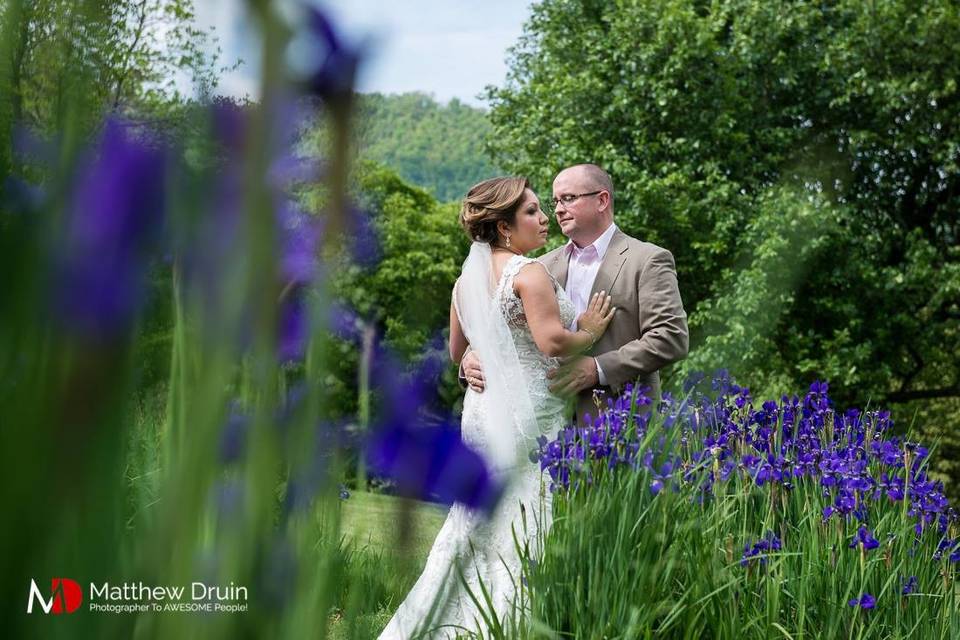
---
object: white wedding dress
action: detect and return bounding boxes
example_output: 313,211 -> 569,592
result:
377,251 -> 576,639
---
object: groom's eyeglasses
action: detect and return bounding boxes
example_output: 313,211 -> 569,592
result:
551,191 -> 602,211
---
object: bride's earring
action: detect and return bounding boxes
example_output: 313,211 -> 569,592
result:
505,235 -> 512,248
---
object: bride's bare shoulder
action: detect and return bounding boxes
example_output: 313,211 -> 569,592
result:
513,260 -> 552,294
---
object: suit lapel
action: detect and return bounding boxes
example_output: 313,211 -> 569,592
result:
548,245 -> 571,289
591,229 -> 629,296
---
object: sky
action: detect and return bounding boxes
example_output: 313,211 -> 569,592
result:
193,0 -> 535,107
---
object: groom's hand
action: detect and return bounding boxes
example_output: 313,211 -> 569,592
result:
547,356 -> 599,396
461,350 -> 486,393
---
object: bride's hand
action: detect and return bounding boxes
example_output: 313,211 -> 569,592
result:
577,291 -> 616,342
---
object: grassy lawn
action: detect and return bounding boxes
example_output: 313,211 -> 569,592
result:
340,490 -> 448,560
329,491 -> 448,639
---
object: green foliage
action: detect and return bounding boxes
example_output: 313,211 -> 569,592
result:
0,0 -> 229,177
319,162 -> 471,418
307,92 -> 500,202
681,186 -> 842,399
354,163 -> 468,352
487,0 -> 960,444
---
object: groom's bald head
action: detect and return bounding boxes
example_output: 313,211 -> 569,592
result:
553,163 -> 615,247
565,164 -> 614,210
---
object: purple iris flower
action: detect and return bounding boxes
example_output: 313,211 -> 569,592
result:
848,526 -> 881,551
872,442 -> 901,466
365,349 -> 501,513
809,380 -> 829,395
278,202 -> 323,285
933,537 -> 959,561
53,118 -> 167,339
212,478 -> 244,521
295,6 -> 363,104
682,371 -> 706,393
219,401 -> 251,464
740,532 -> 782,567
278,292 -> 309,364
328,303 -> 363,342
848,593 -> 876,609
367,421 -> 501,513
344,206 -> 381,267
536,369 -> 959,571
901,575 -> 918,595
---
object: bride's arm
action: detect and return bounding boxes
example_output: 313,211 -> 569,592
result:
449,282 -> 469,364
514,263 -> 612,358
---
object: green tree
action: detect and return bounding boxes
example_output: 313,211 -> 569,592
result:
318,161 -> 470,418
487,0 -> 960,417
0,0 -> 229,179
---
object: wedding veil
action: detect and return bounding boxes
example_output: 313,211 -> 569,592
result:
454,242 -> 540,473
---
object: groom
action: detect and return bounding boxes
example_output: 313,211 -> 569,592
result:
461,163 -> 689,422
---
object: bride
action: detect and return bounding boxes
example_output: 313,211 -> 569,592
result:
377,176 -> 615,639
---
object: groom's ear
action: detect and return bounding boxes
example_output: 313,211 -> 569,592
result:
597,190 -> 612,212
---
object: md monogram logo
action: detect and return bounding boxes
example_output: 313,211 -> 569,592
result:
27,578 -> 83,614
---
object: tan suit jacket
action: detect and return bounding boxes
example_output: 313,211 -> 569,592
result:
540,228 -> 689,423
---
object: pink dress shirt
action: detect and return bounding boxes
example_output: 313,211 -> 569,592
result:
564,223 -> 618,385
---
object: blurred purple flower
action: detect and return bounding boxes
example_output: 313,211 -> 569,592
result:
209,97 -> 249,152
52,118 -> 167,339
901,575 -> 918,595
328,303 -> 362,342
219,400 -> 251,464
281,419 -> 355,516
278,291 -> 309,363
278,202 -> 323,285
347,206 -> 381,267
367,421 -> 501,513
212,478 -> 244,521
365,351 -> 501,513
848,593 -> 876,609
12,123 -> 59,165
269,154 -> 323,190
294,6 -> 363,103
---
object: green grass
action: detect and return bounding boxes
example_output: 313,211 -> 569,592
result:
329,491 -> 448,640
125,387 -> 449,640
340,490 -> 447,558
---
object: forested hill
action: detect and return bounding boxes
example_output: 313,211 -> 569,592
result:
348,92 -> 499,202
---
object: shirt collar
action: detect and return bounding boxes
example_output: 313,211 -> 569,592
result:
567,223 -> 618,259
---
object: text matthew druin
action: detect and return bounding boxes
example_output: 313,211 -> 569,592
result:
88,581 -> 248,613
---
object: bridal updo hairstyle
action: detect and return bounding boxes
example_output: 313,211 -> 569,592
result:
459,176 -> 531,245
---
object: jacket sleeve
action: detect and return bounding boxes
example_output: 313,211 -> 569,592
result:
594,248 -> 688,388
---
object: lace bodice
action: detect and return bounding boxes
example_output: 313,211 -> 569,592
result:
495,255 -> 577,408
